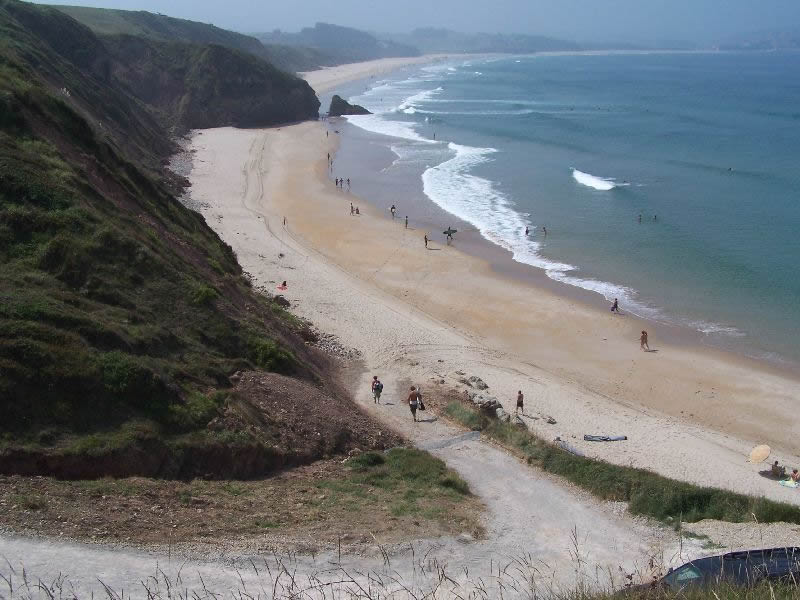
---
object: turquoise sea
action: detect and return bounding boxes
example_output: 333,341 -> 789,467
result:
340,52 -> 800,365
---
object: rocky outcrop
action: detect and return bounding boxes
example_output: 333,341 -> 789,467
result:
328,95 -> 371,117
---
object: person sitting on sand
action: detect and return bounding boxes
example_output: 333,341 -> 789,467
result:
355,207 -> 360,215
772,460 -> 787,478
640,330 -> 649,351
408,386 -> 419,422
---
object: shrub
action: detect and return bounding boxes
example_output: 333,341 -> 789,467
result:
248,338 -> 296,374
189,283 -> 218,305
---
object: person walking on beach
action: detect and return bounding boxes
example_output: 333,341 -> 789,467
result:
516,390 -> 524,415
390,204 -> 396,219
640,330 -> 650,351
372,376 -> 383,403
347,178 -> 351,190
335,177 -> 339,187
405,216 -> 408,229
611,298 -> 619,313
424,234 -> 428,248
408,386 -> 419,422
350,203 -> 354,215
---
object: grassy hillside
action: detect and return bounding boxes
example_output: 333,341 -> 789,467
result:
256,22 -> 421,65
51,4 -> 330,72
104,35 -> 319,130
0,0 -> 374,479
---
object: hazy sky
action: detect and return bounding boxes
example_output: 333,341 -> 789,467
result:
34,0 -> 800,44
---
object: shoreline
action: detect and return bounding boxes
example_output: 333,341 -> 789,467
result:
330,117 -> 800,377
320,55 -> 800,373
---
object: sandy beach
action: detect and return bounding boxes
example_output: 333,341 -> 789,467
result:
201,59 -> 800,501
301,55 -> 450,94
187,51 -> 800,516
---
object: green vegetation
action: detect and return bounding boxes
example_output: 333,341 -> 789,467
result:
255,22 -> 420,65
445,402 -> 800,525
318,448 -> 472,518
50,4 -> 330,72
0,0 -> 326,473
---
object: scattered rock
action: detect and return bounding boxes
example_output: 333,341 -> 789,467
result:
544,416 -> 557,425
457,532 -> 474,543
512,415 -> 526,428
468,376 -> 489,390
273,295 -> 291,308
495,408 -> 510,423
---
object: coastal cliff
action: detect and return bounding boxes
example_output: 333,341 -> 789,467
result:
0,0 -> 382,478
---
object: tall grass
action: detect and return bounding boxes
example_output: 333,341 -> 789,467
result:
446,402 -> 800,525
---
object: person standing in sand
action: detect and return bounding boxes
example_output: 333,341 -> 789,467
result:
611,298 -> 619,313
516,390 -> 524,415
424,234 -> 428,248
347,178 -> 351,190
408,386 -> 419,422
350,203 -> 354,216
405,216 -> 408,229
390,204 -> 396,219
640,330 -> 650,351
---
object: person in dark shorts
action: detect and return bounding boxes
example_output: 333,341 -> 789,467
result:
373,378 -> 383,403
408,386 -> 419,422
516,390 -> 524,415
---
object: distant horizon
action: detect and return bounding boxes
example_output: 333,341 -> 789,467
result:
29,0 -> 800,47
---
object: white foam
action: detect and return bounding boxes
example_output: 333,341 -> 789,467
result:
572,169 -> 616,191
347,64 -> 746,341
345,114 -> 432,143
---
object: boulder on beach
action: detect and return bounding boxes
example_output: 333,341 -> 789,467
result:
328,95 -> 371,117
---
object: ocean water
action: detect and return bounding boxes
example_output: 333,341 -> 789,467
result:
342,52 -> 800,365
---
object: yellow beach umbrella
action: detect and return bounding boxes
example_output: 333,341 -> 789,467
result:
748,444 -> 771,463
